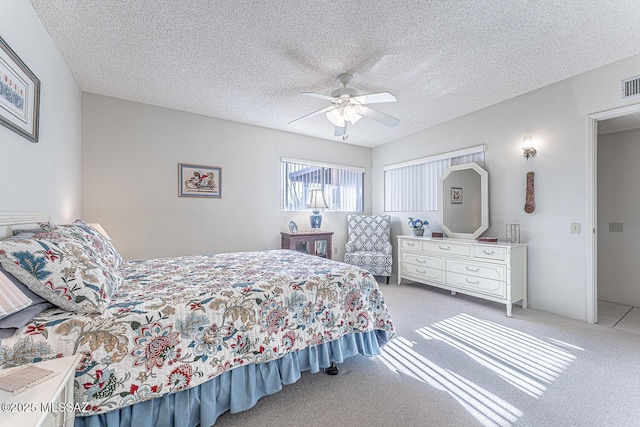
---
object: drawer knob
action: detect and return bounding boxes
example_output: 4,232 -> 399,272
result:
465,266 -> 480,272
416,268 -> 426,273
483,250 -> 495,255
465,278 -> 480,285
439,245 -> 450,250
407,242 -> 415,247
416,258 -> 426,264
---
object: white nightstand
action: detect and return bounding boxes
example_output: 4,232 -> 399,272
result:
0,354 -> 82,427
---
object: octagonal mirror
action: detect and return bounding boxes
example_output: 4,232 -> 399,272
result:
439,163 -> 489,239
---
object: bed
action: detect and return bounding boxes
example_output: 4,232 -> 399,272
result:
0,213 -> 395,427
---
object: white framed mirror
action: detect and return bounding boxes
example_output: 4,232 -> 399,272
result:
439,162 -> 488,239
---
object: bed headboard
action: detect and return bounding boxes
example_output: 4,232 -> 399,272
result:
0,212 -> 50,239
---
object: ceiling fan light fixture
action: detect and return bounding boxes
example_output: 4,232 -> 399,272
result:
291,73 -> 398,138
343,105 -> 362,124
326,108 -> 344,126
325,105 -> 362,126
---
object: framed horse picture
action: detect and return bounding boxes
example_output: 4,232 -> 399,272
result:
178,163 -> 222,198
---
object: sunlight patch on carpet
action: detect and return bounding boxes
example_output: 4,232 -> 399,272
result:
379,336 -> 522,426
378,313 -> 579,427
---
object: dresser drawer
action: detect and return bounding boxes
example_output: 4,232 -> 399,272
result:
473,245 -> 507,262
402,263 -> 444,283
401,239 -> 422,251
422,241 -> 472,257
447,259 -> 506,281
446,272 -> 506,298
402,253 -> 443,270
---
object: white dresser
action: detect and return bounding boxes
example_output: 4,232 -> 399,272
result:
397,235 -> 527,317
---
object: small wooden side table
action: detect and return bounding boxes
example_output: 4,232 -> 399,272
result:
281,231 -> 334,260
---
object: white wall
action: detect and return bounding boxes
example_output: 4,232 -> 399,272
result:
597,128 -> 640,306
372,53 -> 640,322
0,0 -> 81,222
81,93 -> 372,261
15,0 -> 639,321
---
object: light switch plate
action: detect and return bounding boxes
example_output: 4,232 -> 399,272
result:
571,223 -> 580,234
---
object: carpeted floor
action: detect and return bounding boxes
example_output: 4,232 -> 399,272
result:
214,280 -> 640,427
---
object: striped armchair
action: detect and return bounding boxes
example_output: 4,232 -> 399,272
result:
344,215 -> 392,284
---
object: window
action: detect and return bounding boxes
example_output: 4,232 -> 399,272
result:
281,157 -> 364,212
384,145 -> 485,212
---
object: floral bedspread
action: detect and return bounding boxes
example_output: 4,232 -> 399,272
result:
0,250 -> 395,415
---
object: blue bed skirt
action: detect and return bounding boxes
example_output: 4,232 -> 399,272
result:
76,330 -> 386,427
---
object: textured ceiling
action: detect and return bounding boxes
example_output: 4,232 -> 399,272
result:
29,0 -> 640,147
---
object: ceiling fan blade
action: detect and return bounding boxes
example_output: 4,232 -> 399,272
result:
357,105 -> 400,127
351,92 -> 397,104
302,92 -> 339,102
288,105 -> 337,125
334,125 -> 346,137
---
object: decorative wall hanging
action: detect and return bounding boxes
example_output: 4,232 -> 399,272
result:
178,163 -> 222,198
0,37 -> 40,143
524,171 -> 535,213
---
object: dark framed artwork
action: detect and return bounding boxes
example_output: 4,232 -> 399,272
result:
0,36 -> 40,142
450,187 -> 463,204
179,163 -> 222,198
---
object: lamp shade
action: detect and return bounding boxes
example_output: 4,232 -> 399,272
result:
307,189 -> 328,230
307,189 -> 328,210
522,135 -> 537,159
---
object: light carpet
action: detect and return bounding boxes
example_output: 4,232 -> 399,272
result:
214,280 -> 640,427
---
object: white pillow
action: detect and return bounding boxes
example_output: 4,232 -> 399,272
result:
0,270 -> 32,319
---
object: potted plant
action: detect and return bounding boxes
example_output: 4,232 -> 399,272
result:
408,217 -> 429,236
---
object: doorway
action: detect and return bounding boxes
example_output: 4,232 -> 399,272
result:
587,103 -> 640,324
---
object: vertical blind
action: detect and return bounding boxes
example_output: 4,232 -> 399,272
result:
281,158 -> 364,212
384,146 -> 485,212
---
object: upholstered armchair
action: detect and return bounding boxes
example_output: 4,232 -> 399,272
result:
344,214 -> 392,284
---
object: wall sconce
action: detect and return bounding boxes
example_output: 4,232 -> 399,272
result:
522,135 -> 537,160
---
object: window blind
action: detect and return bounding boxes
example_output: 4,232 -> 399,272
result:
384,146 -> 485,212
281,158 -> 364,212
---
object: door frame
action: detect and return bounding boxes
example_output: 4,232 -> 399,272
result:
586,102 -> 640,324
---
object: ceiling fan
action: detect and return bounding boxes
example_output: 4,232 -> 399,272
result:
288,73 -> 399,140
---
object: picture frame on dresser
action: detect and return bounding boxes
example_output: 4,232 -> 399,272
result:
0,36 -> 40,143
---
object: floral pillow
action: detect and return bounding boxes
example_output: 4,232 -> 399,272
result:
0,234 -> 117,314
37,220 -> 123,300
40,220 -> 123,270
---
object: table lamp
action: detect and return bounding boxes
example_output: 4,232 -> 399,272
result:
307,189 -> 328,231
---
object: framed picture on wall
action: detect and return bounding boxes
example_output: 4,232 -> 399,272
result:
0,36 -> 40,143
179,163 -> 222,198
450,187 -> 462,204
